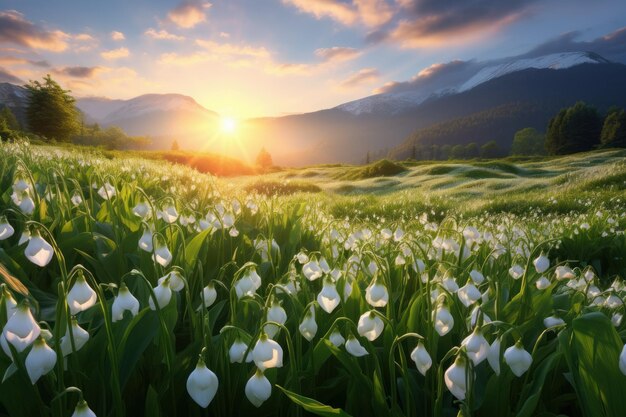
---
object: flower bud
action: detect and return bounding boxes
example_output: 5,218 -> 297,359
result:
186,357 -> 219,408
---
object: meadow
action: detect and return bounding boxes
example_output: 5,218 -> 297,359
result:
1,140 -> 625,417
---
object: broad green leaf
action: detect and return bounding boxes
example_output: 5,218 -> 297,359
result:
276,385 -> 353,417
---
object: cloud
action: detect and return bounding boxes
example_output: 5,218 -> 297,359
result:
195,39 -> 270,58
0,55 -> 50,68
168,1 -> 212,29
100,47 -> 130,60
0,10 -> 69,51
340,67 -> 380,88
315,47 -> 361,63
382,0 -> 537,48
375,59 -> 475,94
145,28 -> 185,41
74,33 -> 95,42
55,66 -> 101,78
523,27 -> 626,63
110,31 -> 125,41
0,66 -> 22,83
283,0 -> 394,27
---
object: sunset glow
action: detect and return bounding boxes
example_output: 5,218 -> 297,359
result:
220,117 -> 236,134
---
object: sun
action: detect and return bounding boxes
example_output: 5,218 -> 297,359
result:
221,117 -> 237,134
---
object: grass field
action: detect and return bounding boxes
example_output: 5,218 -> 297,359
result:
0,141 -> 625,417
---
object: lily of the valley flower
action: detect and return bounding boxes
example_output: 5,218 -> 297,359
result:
245,369 -> 272,407
138,226 -> 154,252
60,318 -> 90,356
152,243 -> 173,267
234,268 -> 262,299
543,315 -> 565,328
229,339 -> 249,363
71,400 -> 96,417
303,260 -> 323,281
462,328 -> 489,365
509,264 -> 524,279
252,335 -> 283,371
97,182 -> 116,200
533,254 -> 550,273
504,340 -> 533,377
329,330 -> 345,347
159,205 -> 179,224
132,202 -> 151,219
0,216 -> 14,240
25,230 -> 54,267
488,337 -> 502,375
149,278 -> 172,310
457,282 -> 481,307
317,279 -> 340,314
70,192 -> 83,207
112,283 -> 140,322
298,306 -> 318,341
445,356 -> 469,400
357,311 -> 384,341
159,270 -> 185,292
2,286 -> 17,318
1,301 -> 40,356
186,357 -> 219,408
66,273 -> 97,315
535,276 -> 551,290
434,302 -> 454,336
264,302 -> 287,338
555,265 -> 575,280
345,336 -> 368,357
365,278 -> 389,308
200,283 -> 217,308
469,270 -> 485,284
410,341 -> 432,376
25,337 -> 56,384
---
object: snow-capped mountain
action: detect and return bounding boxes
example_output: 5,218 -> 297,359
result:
336,52 -> 611,116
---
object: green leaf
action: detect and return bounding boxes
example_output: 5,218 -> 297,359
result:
276,385 -> 353,417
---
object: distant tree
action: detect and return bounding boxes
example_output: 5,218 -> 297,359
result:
450,144 -> 466,159
365,151 -> 371,164
481,140 -> 500,158
430,145 -> 440,160
600,108 -> 626,148
0,106 -> 20,130
24,75 -> 80,142
465,142 -> 479,159
511,128 -> 546,156
411,144 -> 416,160
171,139 -> 180,151
440,144 -> 451,160
256,147 -> 273,168
545,101 -> 602,155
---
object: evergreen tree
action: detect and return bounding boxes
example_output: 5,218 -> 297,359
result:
450,144 -> 465,160
24,75 -> 80,142
465,142 -> 479,159
545,101 -> 602,155
600,108 -> 626,148
511,128 -> 546,156
0,106 -> 19,130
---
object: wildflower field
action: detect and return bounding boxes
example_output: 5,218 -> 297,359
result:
1,141 -> 625,417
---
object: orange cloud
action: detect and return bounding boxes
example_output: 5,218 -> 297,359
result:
282,0 -> 393,27
145,28 -> 185,41
340,67 -> 380,89
168,1 -> 212,29
110,31 -> 125,41
0,10 -> 69,52
101,47 -> 130,60
315,47 -> 361,63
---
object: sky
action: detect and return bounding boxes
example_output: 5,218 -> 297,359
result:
0,0 -> 625,119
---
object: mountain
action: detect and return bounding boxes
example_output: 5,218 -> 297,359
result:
0,83 -> 29,128
241,52 -> 626,165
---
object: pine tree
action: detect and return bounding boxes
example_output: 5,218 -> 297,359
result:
600,108 -> 626,148
546,102 -> 602,155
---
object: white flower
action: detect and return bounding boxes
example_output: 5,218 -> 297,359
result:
112,284 -> 140,322
445,356 -> 469,400
149,279 -> 172,310
329,330 -> 345,347
24,231 -> 54,267
303,260 -> 323,281
462,328 -> 489,365
252,336 -> 283,371
533,254 -> 550,273
245,370 -> 272,408
25,337 -> 56,384
0,216 -> 15,240
410,341 -> 432,376
441,276 -> 459,293
138,227 -> 154,252
296,252 -> 309,264
264,303 -> 287,338
186,358 -> 219,408
70,192 -> 83,207
457,282 -> 481,307
2,287 -> 17,318
345,336 -> 368,357
200,284 -> 217,308
619,344 -> 626,376
66,274 -> 97,315
229,339 -> 248,363
159,205 -> 179,224
317,280 -> 340,314
504,341 -> 533,377
434,304 -> 454,336
488,337 -> 502,375
365,280 -> 389,308
159,270 -> 185,292
555,265 -> 575,280
71,400 -> 96,417
97,182 -> 116,200
543,316 -> 565,328
60,319 -> 90,356
132,202 -> 151,218
298,306 -> 318,341
152,244 -> 172,267
357,311 -> 384,341
469,270 -> 485,284
1,302 -> 40,355
509,265 -> 524,279
535,276 -> 551,290
18,194 -> 35,215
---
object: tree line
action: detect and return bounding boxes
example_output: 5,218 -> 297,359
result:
0,75 -> 150,150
